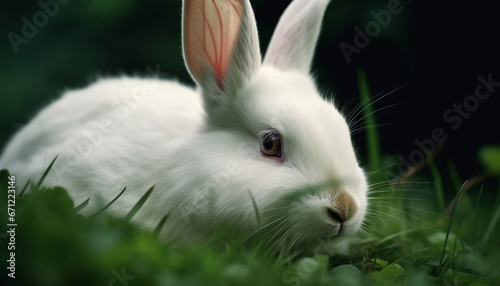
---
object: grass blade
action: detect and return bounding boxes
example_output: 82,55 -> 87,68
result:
247,190 -> 261,227
19,179 -> 32,197
482,199 -> 500,246
153,213 -> 170,237
447,162 -> 463,191
125,185 -> 155,222
473,185 -> 484,241
90,187 -> 127,218
439,181 -> 466,270
428,152 -> 445,212
358,69 -> 381,180
74,198 -> 90,214
35,155 -> 58,190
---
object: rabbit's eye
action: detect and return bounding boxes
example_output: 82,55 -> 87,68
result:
261,132 -> 283,161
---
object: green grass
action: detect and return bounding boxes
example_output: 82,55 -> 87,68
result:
1,78 -> 500,285
358,69 -> 382,181
1,165 -> 499,285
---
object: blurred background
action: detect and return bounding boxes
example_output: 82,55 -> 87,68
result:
1,0 -> 498,185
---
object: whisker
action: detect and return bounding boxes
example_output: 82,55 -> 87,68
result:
364,210 -> 417,227
349,103 -> 400,131
346,82 -> 409,126
350,122 -> 395,136
274,225 -> 294,249
368,197 -> 425,201
367,203 -> 435,224
244,216 -> 286,242
264,219 -> 290,246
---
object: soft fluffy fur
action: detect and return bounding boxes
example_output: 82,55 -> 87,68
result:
0,0 -> 367,254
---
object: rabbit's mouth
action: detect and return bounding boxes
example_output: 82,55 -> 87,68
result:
325,222 -> 343,238
321,220 -> 362,240
305,215 -> 356,241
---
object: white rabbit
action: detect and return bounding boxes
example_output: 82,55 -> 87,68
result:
0,0 -> 367,254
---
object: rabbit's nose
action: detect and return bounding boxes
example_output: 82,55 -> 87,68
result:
326,191 -> 358,223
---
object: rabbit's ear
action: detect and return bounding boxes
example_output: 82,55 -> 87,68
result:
263,0 -> 331,73
182,0 -> 261,98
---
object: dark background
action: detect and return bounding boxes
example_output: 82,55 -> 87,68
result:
1,0 -> 498,183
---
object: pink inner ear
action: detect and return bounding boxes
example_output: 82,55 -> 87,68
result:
184,0 -> 243,88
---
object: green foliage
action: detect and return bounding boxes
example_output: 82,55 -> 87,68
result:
1,164 -> 500,286
478,145 -> 500,175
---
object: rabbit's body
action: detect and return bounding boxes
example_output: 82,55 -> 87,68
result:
1,78 -> 202,190
1,0 -> 368,254
1,78 -> 205,225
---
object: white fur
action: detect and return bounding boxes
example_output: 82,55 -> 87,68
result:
264,0 -> 331,72
0,0 -> 367,254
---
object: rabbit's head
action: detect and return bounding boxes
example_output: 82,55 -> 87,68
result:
179,0 -> 367,253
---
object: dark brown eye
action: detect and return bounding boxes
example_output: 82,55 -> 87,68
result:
260,132 -> 283,161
